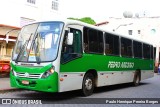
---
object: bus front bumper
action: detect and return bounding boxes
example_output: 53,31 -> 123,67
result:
10,72 -> 58,92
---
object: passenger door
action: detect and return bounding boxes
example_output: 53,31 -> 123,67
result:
61,28 -> 82,64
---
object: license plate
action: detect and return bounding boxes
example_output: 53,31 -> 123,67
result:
22,80 -> 29,85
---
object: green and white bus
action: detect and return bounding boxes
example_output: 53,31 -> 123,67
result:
10,20 -> 154,96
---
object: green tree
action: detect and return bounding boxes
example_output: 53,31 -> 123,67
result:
67,17 -> 96,25
79,17 -> 96,25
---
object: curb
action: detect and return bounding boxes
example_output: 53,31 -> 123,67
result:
0,88 -> 21,93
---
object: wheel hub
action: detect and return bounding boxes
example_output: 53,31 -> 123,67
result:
85,78 -> 92,90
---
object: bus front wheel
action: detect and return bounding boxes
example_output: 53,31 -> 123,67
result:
82,73 -> 95,96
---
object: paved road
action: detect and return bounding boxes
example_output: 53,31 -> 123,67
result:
0,74 -> 160,107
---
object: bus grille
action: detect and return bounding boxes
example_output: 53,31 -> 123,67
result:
15,72 -> 42,79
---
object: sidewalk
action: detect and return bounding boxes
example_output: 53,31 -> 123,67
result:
0,77 -> 18,92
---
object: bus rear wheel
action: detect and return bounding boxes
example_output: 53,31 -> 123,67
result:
82,73 -> 95,96
133,71 -> 140,86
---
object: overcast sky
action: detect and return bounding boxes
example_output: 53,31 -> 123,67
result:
60,0 -> 160,22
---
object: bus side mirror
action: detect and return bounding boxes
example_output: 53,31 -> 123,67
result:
66,33 -> 73,45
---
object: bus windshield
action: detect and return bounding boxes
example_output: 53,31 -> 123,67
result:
12,22 -> 64,63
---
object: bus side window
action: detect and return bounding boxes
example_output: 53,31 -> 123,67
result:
105,44 -> 111,54
121,43 -> 125,55
143,44 -> 150,59
83,27 -> 89,52
83,27 -> 104,54
105,32 -> 119,55
121,37 -> 132,57
84,43 -> 89,52
133,41 -> 142,58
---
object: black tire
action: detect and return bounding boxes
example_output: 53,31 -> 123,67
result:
81,73 -> 95,96
133,71 -> 140,86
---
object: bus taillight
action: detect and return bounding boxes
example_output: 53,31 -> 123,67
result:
2,65 -> 10,70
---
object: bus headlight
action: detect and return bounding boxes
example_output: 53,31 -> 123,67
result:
41,66 -> 55,78
11,68 -> 17,76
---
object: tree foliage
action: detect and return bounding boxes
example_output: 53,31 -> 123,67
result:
67,17 -> 96,25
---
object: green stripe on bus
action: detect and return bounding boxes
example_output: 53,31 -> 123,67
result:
60,54 -> 154,72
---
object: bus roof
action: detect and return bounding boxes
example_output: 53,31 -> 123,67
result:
63,19 -> 152,45
27,19 -> 153,46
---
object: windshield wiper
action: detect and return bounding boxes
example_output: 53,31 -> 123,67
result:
15,34 -> 32,63
15,41 -> 28,63
29,33 -> 41,64
32,39 -> 41,64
